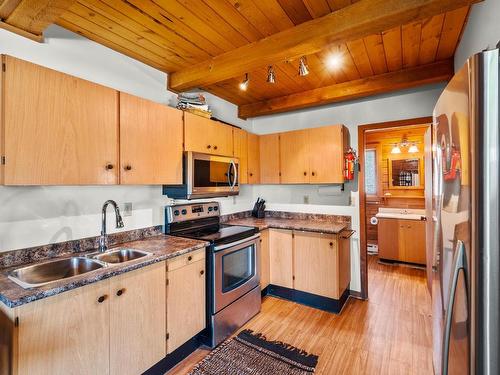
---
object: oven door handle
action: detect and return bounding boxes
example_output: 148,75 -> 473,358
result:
213,233 -> 260,252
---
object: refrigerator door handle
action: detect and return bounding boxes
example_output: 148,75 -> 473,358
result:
442,240 -> 468,375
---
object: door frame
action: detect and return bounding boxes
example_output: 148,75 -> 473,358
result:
357,116 -> 432,299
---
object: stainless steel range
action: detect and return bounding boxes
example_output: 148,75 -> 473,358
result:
165,202 -> 261,347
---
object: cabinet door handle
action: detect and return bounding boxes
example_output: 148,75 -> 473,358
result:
214,145 -> 218,150
303,171 -> 307,176
97,295 -> 108,303
207,145 -> 212,149
200,270 -> 205,275
312,172 -> 315,176
249,173 -> 253,177
329,242 -> 333,247
124,165 -> 132,171
105,164 -> 114,170
188,255 -> 192,261
116,288 -> 126,297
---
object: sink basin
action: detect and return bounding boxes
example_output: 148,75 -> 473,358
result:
92,248 -> 151,264
8,257 -> 106,288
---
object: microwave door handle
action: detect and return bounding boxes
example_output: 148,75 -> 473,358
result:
230,160 -> 237,190
226,163 -> 232,187
442,240 -> 468,375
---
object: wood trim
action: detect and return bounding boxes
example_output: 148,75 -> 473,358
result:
358,116 -> 432,299
0,20 -> 43,42
168,0 -> 479,91
238,60 -> 453,118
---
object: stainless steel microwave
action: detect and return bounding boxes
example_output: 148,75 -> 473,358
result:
163,152 -> 239,199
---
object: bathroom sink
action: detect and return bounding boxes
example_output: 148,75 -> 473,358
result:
91,248 -> 151,264
8,257 -> 106,288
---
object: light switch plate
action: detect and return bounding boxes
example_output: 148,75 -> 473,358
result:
123,202 -> 133,216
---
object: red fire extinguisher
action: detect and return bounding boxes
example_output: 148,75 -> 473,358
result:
344,148 -> 357,180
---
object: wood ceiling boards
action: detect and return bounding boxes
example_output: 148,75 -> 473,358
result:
0,0 -> 478,118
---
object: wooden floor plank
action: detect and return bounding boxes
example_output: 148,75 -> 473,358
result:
167,254 -> 432,374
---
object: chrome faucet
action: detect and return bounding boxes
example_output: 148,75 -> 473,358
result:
99,200 -> 124,253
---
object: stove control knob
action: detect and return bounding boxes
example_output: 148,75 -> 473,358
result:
173,210 -> 180,216
213,206 -> 218,211
181,209 -> 187,215
208,207 -> 213,212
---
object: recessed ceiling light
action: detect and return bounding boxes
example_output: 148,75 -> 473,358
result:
326,52 -> 343,70
239,73 -> 249,91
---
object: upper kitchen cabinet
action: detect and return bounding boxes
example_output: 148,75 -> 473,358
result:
233,128 -> 248,184
280,125 -> 348,184
119,93 -> 183,185
1,56 -> 119,185
280,129 -> 310,184
309,125 -> 348,184
247,133 -> 260,184
184,112 -> 233,156
259,134 -> 280,184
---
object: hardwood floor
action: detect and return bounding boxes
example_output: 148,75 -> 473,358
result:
167,255 -> 432,374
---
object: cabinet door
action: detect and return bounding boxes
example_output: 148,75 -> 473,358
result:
294,231 -> 338,298
109,262 -> 166,375
120,93 -> 183,184
309,125 -> 345,183
167,258 -> 206,353
378,218 -> 403,261
402,220 -> 426,264
269,229 -> 293,288
17,280 -> 110,375
259,133 -> 280,183
259,229 -> 270,290
3,56 -> 118,185
233,128 -> 248,184
338,233 -> 351,295
280,129 -> 310,183
184,112 -> 233,156
247,133 -> 260,184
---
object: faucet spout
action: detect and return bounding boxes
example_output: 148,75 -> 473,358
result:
99,200 -> 124,253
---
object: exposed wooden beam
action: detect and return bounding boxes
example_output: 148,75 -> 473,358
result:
238,59 -> 454,119
169,0 -> 479,92
0,0 -> 22,20
0,20 -> 42,42
5,0 -> 75,36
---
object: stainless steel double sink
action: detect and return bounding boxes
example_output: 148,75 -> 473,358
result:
8,248 -> 151,289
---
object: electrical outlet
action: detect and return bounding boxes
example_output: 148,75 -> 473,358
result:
303,195 -> 309,204
123,202 -> 133,216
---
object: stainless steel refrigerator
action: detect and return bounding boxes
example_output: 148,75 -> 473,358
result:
431,47 -> 499,374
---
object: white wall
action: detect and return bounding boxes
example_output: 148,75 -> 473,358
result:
455,0 -> 500,70
0,25 -> 254,252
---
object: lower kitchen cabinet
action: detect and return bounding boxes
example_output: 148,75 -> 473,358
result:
259,229 -> 270,290
16,279 -> 110,375
166,249 -> 206,353
269,229 -> 294,288
109,262 -> 166,375
378,218 -> 426,265
11,262 -> 166,375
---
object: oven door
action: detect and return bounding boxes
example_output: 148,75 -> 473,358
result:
212,234 -> 260,313
187,152 -> 239,198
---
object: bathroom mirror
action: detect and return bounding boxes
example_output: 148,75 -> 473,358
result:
388,157 -> 424,189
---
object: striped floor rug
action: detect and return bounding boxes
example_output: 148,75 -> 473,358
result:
189,330 -> 318,374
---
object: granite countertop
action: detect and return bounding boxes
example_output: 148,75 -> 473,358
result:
0,235 -> 208,308
226,217 -> 349,234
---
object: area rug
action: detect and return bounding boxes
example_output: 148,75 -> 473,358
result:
188,330 -> 318,374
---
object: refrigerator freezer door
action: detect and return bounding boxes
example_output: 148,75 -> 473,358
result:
432,60 -> 472,375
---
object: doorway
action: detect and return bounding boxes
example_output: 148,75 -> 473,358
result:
358,117 -> 432,299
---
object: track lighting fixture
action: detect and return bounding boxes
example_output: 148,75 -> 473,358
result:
239,73 -> 249,91
298,56 -> 309,76
267,65 -> 276,84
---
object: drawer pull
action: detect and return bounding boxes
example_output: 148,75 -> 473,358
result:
200,270 -> 205,275
97,295 -> 108,303
116,288 -> 125,297
105,164 -> 114,170
124,165 -> 132,171
188,255 -> 193,261
207,145 -> 212,149
329,242 -> 333,246
214,145 -> 218,150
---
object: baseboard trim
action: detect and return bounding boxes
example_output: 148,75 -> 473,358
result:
265,284 -> 350,314
143,331 -> 204,375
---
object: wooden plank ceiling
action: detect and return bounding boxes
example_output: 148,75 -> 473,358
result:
1,0 -> 476,118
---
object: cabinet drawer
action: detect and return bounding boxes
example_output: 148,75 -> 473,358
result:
167,248 -> 206,271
